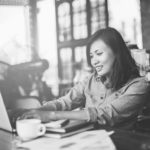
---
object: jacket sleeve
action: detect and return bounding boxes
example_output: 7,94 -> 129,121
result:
87,78 -> 150,127
42,76 -> 90,111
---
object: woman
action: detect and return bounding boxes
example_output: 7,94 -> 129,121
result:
20,27 -> 150,129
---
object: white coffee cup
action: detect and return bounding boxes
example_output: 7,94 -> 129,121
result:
16,119 -> 46,141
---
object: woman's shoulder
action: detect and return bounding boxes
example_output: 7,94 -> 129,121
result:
121,76 -> 150,93
128,76 -> 149,85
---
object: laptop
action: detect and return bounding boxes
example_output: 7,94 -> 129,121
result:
0,92 -> 14,132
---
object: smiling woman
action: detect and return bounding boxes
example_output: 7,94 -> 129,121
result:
19,27 -> 150,130
86,27 -> 140,90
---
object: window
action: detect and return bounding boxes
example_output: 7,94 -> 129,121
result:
60,48 -> 73,81
90,0 -> 106,34
0,5 -> 31,64
58,2 -> 71,41
55,0 -> 108,95
74,46 -> 87,68
73,0 -> 87,39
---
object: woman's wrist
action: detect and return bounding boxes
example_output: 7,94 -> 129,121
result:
49,111 -> 57,121
47,109 -> 91,122
83,108 -> 91,122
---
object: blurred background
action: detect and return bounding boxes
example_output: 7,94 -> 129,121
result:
0,0 -> 150,103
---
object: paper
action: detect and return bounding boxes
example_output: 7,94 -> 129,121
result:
44,119 -> 69,128
16,130 -> 116,150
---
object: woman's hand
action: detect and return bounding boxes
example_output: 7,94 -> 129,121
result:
19,109 -> 51,123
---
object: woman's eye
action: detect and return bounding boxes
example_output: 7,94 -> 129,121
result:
97,52 -> 103,56
90,55 -> 93,58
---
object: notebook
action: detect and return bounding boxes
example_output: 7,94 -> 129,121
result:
45,124 -> 94,138
44,119 -> 94,138
45,119 -> 93,133
0,92 -> 13,132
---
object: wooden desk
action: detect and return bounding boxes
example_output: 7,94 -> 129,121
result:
1,128 -> 150,150
0,129 -> 16,150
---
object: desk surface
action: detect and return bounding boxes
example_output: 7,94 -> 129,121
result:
1,129 -> 150,150
0,129 -> 16,150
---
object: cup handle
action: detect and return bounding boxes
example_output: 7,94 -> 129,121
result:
38,124 -> 46,136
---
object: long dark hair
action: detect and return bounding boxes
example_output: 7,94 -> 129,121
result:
86,27 -> 140,90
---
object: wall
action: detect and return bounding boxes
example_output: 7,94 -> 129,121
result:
140,0 -> 150,50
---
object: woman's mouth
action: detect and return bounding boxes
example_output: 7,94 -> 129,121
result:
95,66 -> 103,72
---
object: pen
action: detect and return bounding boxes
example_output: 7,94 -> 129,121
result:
59,119 -> 69,127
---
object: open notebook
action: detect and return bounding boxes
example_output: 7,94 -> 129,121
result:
0,92 -> 13,132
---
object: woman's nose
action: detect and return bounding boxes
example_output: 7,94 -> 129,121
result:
92,57 -> 99,66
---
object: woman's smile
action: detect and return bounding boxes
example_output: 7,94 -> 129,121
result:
95,65 -> 103,72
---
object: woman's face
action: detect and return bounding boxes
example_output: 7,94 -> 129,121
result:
90,39 -> 116,78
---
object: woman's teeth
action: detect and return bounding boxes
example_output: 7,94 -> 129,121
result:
96,66 -> 103,71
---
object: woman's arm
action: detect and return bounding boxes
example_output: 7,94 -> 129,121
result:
20,108 -> 90,123
37,76 -> 90,111
86,77 -> 150,127
19,76 -> 91,122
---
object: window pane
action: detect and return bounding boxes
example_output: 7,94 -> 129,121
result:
74,46 -> 91,85
60,48 -> 73,81
58,2 -> 71,41
90,0 -> 106,34
75,46 -> 87,68
73,0 -> 87,39
0,6 -> 31,64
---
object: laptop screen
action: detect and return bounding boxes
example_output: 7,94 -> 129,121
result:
0,92 -> 13,132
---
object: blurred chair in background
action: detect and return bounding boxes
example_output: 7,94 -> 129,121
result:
0,59 -> 53,110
